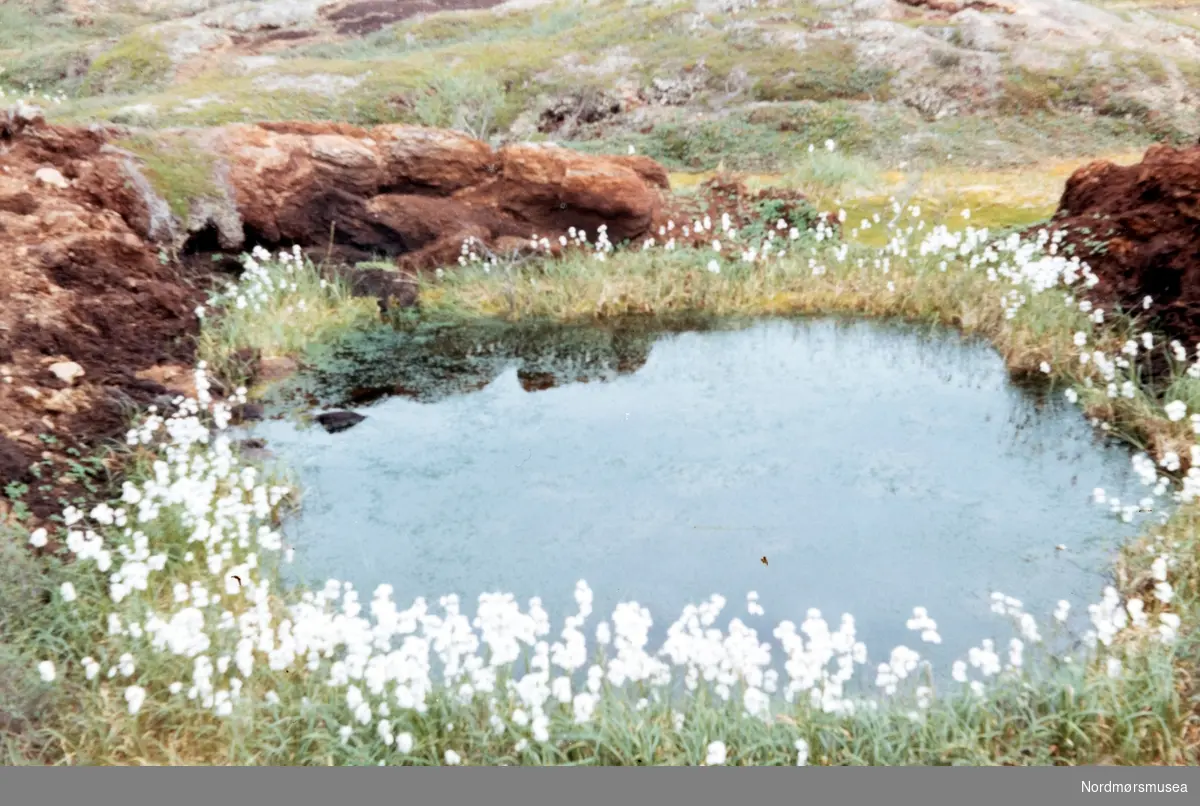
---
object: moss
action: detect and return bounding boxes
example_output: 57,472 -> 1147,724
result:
85,31 -> 171,95
999,50 -> 1184,123
1177,58 -> 1200,92
747,41 -> 894,103
998,66 -> 1070,114
1128,52 -> 1169,85
0,0 -> 85,50
0,41 -> 93,93
0,1 -> 146,95
616,24 -> 892,104
113,132 -> 218,220
565,109 -> 797,172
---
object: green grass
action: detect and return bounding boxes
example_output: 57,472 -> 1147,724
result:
112,132 -> 219,220
84,31 -> 171,96
0,0 -> 93,50
0,0 -> 147,95
781,148 -> 886,197
404,68 -> 510,141
195,253 -> 380,387
997,50 -> 1194,144
33,0 -> 886,126
4,490 -> 1188,767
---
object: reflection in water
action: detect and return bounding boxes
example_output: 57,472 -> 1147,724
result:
253,317 -> 1150,675
264,317 -> 680,411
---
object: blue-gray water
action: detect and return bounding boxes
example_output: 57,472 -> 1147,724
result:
250,317 -> 1148,668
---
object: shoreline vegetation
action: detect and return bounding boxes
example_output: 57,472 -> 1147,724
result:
2,179 -> 1197,765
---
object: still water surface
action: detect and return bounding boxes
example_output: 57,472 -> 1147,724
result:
251,317 -> 1147,666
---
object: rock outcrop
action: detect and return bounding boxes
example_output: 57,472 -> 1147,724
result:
1052,144 -> 1200,345
88,120 -> 669,269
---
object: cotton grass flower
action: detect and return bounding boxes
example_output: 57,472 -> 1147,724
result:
1165,400 -> 1187,422
125,685 -> 147,715
705,740 -> 727,765
38,661 -> 56,682
905,607 -> 940,644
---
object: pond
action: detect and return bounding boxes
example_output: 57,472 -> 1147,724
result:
248,317 -> 1149,672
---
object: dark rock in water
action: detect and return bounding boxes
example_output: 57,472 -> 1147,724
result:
316,410 -> 366,433
234,437 -> 275,462
518,369 -> 558,393
347,386 -> 393,405
240,442 -> 275,463
231,402 -> 265,423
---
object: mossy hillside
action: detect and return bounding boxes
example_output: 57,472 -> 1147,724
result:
0,1 -> 148,95
28,0 -> 1183,173
998,49 -> 1193,143
44,0 -> 894,124
84,31 -> 172,96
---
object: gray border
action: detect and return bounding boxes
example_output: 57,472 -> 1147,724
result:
2,767 -> 1196,806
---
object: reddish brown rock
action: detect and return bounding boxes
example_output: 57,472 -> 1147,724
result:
135,364 -> 199,400
199,123 -> 668,269
1052,144 -> 1200,345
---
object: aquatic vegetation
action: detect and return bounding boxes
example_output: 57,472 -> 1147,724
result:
9,164 -> 1200,765
196,246 -> 379,386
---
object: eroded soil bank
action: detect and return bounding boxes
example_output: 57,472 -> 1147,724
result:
1052,144 -> 1200,343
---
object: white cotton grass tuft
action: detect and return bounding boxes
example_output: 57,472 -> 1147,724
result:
125,685 -> 147,715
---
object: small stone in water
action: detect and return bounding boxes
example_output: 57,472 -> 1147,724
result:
316,411 -> 366,434
232,402 -> 265,422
